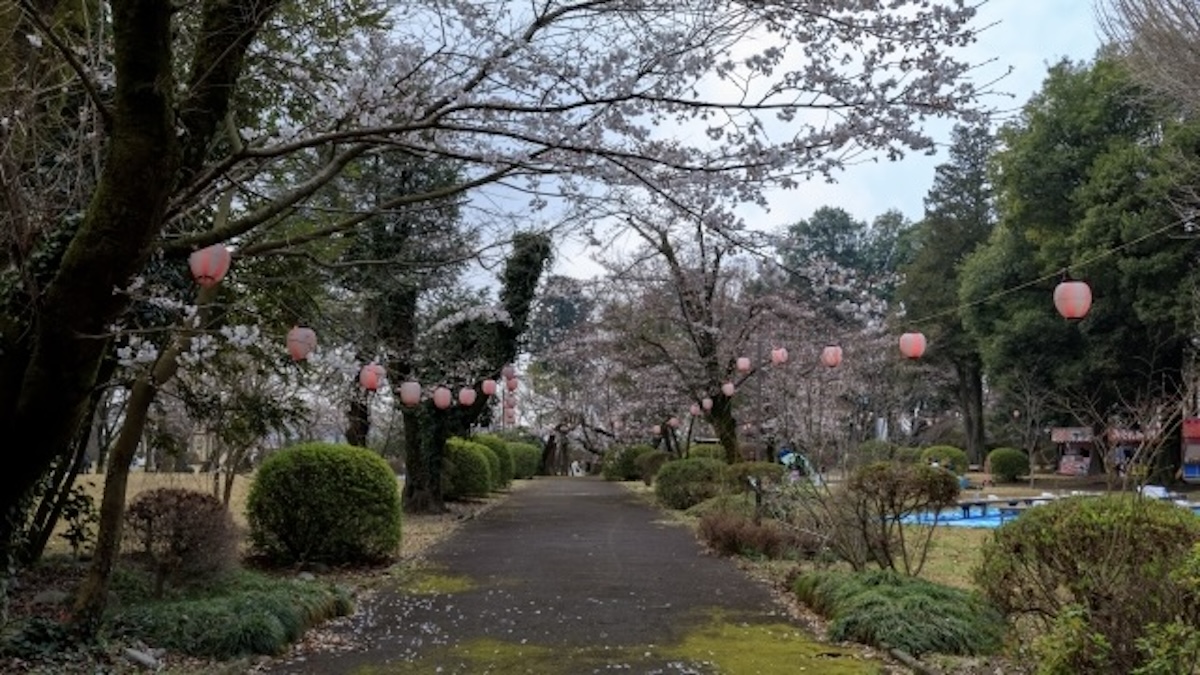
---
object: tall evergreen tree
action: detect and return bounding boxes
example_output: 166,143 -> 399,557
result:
960,55 -> 1200,477
898,123 -> 996,463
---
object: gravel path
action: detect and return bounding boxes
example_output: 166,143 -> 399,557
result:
262,477 -> 879,675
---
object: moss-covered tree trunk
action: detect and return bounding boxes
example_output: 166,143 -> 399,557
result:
0,0 -> 281,628
400,233 -> 552,513
402,404 -> 449,513
0,0 -> 183,580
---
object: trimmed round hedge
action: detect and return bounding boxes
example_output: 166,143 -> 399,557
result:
476,444 -> 502,490
247,442 -> 401,564
506,441 -> 542,478
920,445 -> 968,474
655,457 -> 727,510
602,444 -> 654,481
688,443 -> 727,462
472,434 -> 514,486
636,449 -> 671,485
444,437 -> 494,498
725,461 -> 786,492
986,447 -> 1029,483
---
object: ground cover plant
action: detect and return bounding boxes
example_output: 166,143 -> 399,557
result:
105,568 -> 352,659
792,569 -> 1006,657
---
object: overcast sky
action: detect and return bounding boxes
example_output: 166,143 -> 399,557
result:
551,1 -> 1105,279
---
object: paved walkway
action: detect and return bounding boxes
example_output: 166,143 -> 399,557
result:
264,477 -> 880,674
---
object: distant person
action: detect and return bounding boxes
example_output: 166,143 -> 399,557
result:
570,459 -> 582,477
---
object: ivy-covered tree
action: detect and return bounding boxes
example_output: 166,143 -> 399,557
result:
400,232 -> 552,513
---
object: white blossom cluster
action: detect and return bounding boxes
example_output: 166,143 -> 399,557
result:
177,334 -> 218,368
219,324 -> 261,349
115,336 -> 160,367
181,0 -> 984,248
426,304 -> 513,335
306,345 -> 364,379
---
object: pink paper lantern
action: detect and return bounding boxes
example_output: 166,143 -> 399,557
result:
1054,280 -> 1092,320
652,425 -> 661,435
736,356 -> 751,373
482,379 -> 497,396
433,386 -> 452,410
399,381 -> 421,407
721,382 -> 735,397
668,417 -> 681,428
690,403 -> 701,416
359,363 -> 385,391
286,326 -> 317,361
771,347 -> 788,365
899,332 -> 927,359
702,397 -> 713,411
502,364 -> 516,379
188,244 -> 231,288
820,345 -> 843,368
458,387 -> 477,406
504,409 -> 517,424
504,395 -> 517,409
506,377 -> 519,392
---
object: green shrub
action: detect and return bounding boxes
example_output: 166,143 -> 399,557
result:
654,457 -> 726,510
685,492 -> 758,520
724,461 -> 786,492
601,444 -> 654,481
635,449 -> 671,485
247,443 -> 401,564
986,447 -> 1029,483
108,569 -> 352,658
475,443 -> 502,490
688,443 -> 727,461
472,434 -> 514,486
893,446 -> 923,464
920,445 -> 968,474
792,569 -> 1005,657
124,488 -> 238,596
506,441 -> 542,478
854,440 -> 898,464
974,495 -> 1200,673
443,438 -> 494,499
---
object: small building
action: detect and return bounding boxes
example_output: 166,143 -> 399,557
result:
1051,427 -> 1094,476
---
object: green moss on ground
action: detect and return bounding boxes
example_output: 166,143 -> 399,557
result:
349,612 -> 879,674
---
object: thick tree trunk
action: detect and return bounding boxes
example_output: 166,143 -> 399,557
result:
345,389 -> 369,447
711,394 -> 739,464
955,357 -> 986,465
401,404 -> 448,514
0,0 -> 182,589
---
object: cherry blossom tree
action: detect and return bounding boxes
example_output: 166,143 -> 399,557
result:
2,0 -> 986,624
